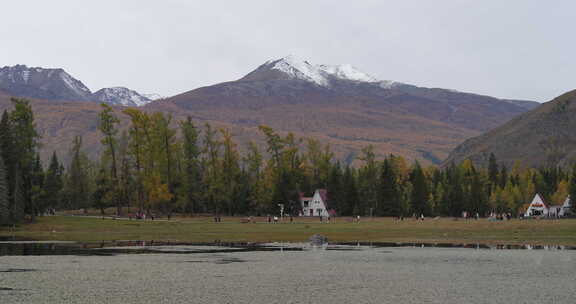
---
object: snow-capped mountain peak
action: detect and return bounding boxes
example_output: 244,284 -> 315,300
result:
142,93 -> 164,101
59,69 -> 92,95
265,55 -> 379,86
318,63 -> 377,83
0,64 -> 93,101
92,87 -> 152,107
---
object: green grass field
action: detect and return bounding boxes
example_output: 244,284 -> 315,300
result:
2,215 -> 576,245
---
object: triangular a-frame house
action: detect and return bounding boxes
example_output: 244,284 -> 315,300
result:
300,189 -> 335,217
524,194 -> 549,217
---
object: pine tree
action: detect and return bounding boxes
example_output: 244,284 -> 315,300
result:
569,165 -> 576,214
92,168 -> 108,215
98,104 -> 120,214
341,166 -> 358,216
0,152 -> 9,225
9,98 -> 40,221
43,152 -> 63,212
66,136 -> 91,211
410,162 -> 429,216
326,162 -> 342,215
179,116 -> 202,214
11,167 -> 25,222
469,172 -> 488,216
244,141 -> 268,213
0,110 -> 14,213
220,128 -> 241,215
488,153 -> 499,189
357,145 -> 379,216
379,157 -> 401,216
30,153 -> 45,217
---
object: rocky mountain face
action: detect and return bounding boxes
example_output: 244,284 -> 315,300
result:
92,87 -> 152,107
149,56 -> 538,164
0,65 -> 154,107
444,89 -> 576,168
0,65 -> 93,101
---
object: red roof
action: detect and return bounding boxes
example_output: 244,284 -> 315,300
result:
318,189 -> 328,207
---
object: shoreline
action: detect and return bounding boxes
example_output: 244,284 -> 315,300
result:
2,215 -> 576,246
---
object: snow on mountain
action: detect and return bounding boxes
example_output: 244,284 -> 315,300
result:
0,65 -> 93,101
142,93 -> 164,101
318,63 -> 377,83
263,55 -> 385,86
92,87 -> 152,107
0,64 -> 158,106
59,70 -> 92,96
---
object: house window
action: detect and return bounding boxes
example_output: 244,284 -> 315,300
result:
304,202 -> 309,207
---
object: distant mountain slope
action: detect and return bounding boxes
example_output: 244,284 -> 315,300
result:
148,56 -> 538,164
444,89 -> 576,167
92,87 -> 152,107
0,65 -> 154,106
0,57 -> 539,165
0,65 -> 93,101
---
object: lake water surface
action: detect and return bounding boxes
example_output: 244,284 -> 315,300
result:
1,241 -> 575,303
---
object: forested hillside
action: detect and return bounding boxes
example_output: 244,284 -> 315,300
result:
2,99 -> 575,225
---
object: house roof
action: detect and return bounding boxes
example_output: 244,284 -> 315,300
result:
528,193 -> 548,208
318,189 -> 328,206
299,189 -> 333,211
562,196 -> 571,208
299,192 -> 312,201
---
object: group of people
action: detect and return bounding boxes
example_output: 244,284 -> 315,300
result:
489,212 -> 513,221
129,211 -> 154,220
266,215 -> 294,223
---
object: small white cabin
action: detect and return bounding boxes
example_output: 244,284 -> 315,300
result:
300,189 -> 331,217
524,194 -> 548,217
559,196 -> 572,217
545,196 -> 571,217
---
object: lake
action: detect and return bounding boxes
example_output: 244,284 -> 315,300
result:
1,242 -> 574,303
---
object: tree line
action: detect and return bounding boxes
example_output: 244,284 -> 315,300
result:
1,98 -> 575,225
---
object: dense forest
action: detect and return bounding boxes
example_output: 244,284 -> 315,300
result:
1,98 -> 575,225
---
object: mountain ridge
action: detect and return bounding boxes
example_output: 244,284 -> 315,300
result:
146,56 -> 539,164
0,64 -> 154,107
0,57 -> 541,165
444,89 -> 576,167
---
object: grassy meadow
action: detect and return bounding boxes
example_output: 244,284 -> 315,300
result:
1,215 -> 576,245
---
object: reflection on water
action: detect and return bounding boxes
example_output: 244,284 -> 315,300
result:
0,240 -> 574,257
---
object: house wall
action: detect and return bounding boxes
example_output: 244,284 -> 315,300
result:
524,195 -> 549,217
549,207 -> 562,217
559,197 -> 572,216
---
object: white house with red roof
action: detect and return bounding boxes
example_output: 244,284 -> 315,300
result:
524,194 -> 549,217
300,189 -> 335,217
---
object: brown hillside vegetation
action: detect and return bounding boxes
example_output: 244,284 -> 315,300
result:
445,89 -> 576,167
1,81 -> 534,167
146,79 -> 534,165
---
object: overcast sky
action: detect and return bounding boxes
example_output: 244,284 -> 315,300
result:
1,0 -> 574,102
